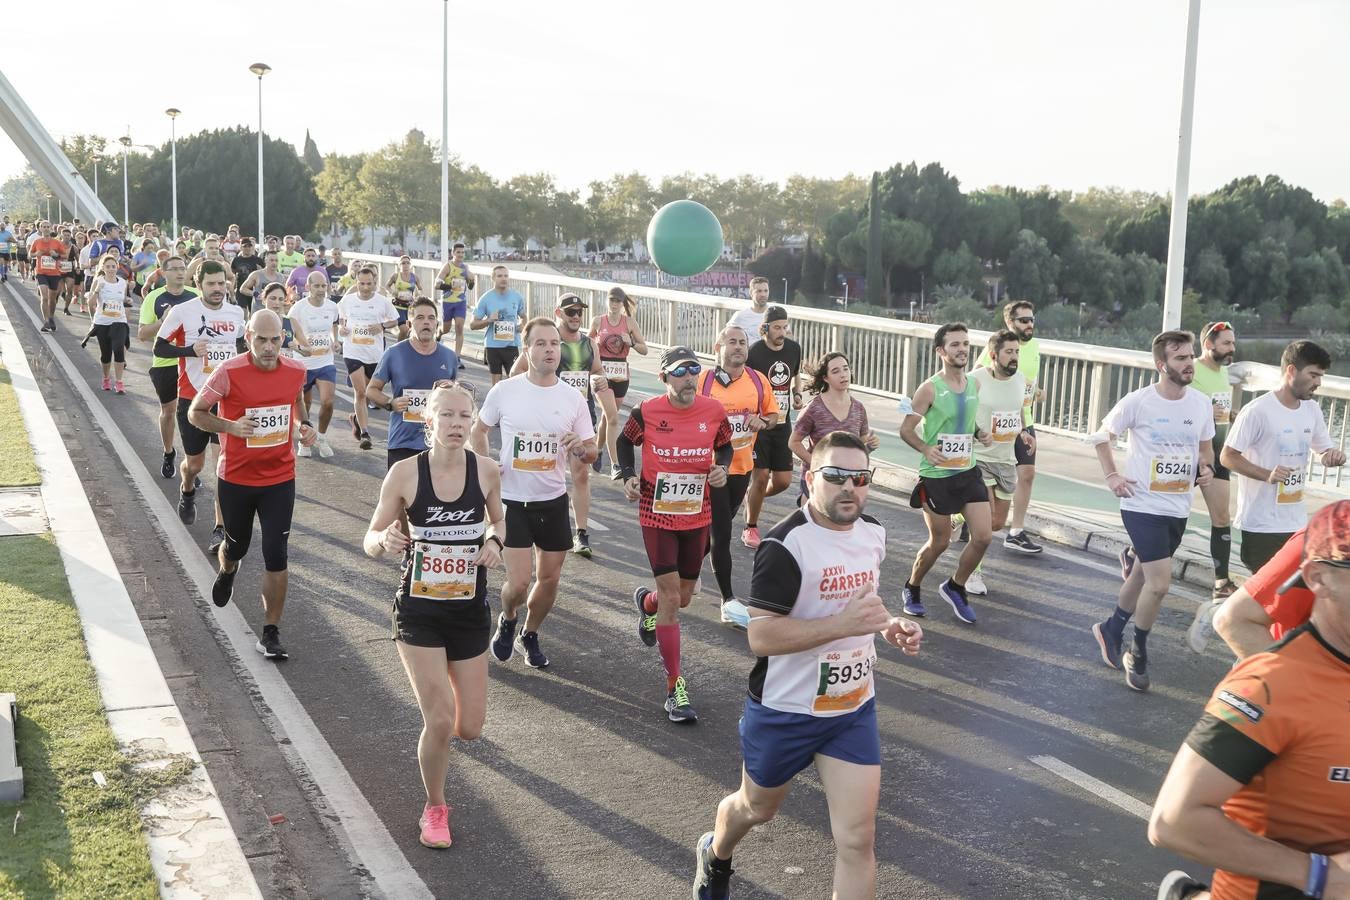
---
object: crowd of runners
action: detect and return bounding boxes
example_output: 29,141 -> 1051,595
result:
2,211 -> 1348,900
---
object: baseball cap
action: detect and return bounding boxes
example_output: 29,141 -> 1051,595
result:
764,305 -> 788,324
558,293 -> 585,310
660,346 -> 699,373
1278,500 -> 1350,593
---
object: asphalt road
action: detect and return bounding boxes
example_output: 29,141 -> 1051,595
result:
3,281 -> 1236,899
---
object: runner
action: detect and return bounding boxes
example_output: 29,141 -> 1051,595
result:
742,305 -> 802,548
698,325 -> 780,627
1089,330 -> 1215,692
617,346 -> 732,722
469,317 -> 598,669
88,221 -> 127,262
276,235 -> 303,277
976,300 -> 1045,554
789,352 -> 879,504
14,222 -> 30,280
31,221 -> 70,332
1221,339 -> 1345,573
287,271 -> 341,459
1211,529 -> 1311,660
727,275 -> 770,336
435,242 -> 474,359
691,430 -> 924,900
138,256 -> 199,477
58,226 -> 81,315
84,253 -> 133,394
1149,501 -> 1350,900
188,308 -> 314,661
220,225 -> 242,262
0,219 -> 14,282
386,255 -> 420,339
230,238 -> 264,311
362,383 -> 504,850
588,285 -> 648,478
238,250 -> 285,314
469,265 -> 525,385
324,248 -> 348,302
899,322 -> 993,624
367,297 -> 460,468
338,266 -> 400,451
284,246 -> 328,300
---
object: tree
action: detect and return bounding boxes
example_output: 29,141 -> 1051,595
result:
931,242 -> 984,299
782,175 -> 866,242
585,172 -> 654,251
1118,252 -> 1166,312
1236,236 -> 1290,316
964,190 -> 1021,262
359,129 -> 438,247
0,167 -> 50,218
1006,188 -> 1074,256
864,173 -> 883,307
1061,187 -> 1162,240
841,211 -> 930,301
313,153 -> 367,243
1187,245 -> 1231,302
877,161 -> 967,254
302,131 -> 324,174
1058,237 -> 1122,312
1004,229 -> 1060,305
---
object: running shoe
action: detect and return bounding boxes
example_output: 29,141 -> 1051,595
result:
101,376 -> 111,391
692,831 -> 732,900
1123,648 -> 1149,692
965,570 -> 989,596
1156,870 -> 1207,900
348,412 -> 361,440
1187,601 -> 1220,654
297,442 -> 312,458
665,676 -> 697,723
720,598 -> 750,629
740,526 -> 761,549
256,625 -> 288,660
939,579 -> 977,624
951,513 -> 967,543
212,567 -> 236,608
959,521 -> 970,544
516,630 -> 549,668
1211,578 -> 1237,602
1091,621 -> 1124,669
114,381 -> 124,394
573,530 -> 592,558
48,318 -> 57,332
634,587 -> 657,647
208,525 -> 226,555
902,584 -> 926,617
39,322 -> 53,333
490,614 -> 517,662
316,435 -> 334,458
359,431 -> 373,451
1118,546 -> 1136,581
1003,531 -> 1043,554
591,453 -> 602,474
610,466 -> 623,481
160,450 -> 176,480
418,803 -> 452,849
177,490 -> 197,525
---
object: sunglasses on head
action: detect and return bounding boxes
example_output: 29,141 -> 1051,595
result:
813,466 -> 875,487
1203,321 -> 1232,339
665,363 -> 701,378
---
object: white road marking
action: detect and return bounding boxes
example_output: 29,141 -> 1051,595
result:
1028,754 -> 1153,821
4,284 -> 433,900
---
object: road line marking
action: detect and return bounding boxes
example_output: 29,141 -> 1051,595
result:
1028,754 -> 1153,821
4,284 -> 433,900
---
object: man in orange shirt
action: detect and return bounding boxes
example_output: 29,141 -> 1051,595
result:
30,221 -> 70,333
698,324 -> 779,628
1149,500 -> 1350,900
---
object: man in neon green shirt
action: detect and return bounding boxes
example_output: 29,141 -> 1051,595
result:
1191,322 -> 1239,599
137,256 -> 198,478
276,235 -> 304,276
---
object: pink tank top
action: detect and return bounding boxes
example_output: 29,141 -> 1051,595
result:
593,314 -> 630,359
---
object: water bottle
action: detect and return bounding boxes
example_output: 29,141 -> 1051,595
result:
897,396 -> 913,418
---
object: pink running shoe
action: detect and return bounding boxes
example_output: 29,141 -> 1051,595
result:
114,381 -> 125,394
101,376 -> 111,391
741,526 -> 761,549
418,803 -> 452,849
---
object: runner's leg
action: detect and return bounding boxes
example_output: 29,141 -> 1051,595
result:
909,508 -> 952,587
745,467 -> 771,527
711,769 -> 791,861
1010,462 -> 1035,532
522,549 -> 565,633
568,454 -> 590,531
349,366 -> 371,433
652,570 -> 687,691
317,380 -> 335,435
816,755 -> 880,900
397,642 -> 458,807
1199,478 -> 1231,585
500,546 -> 532,622
953,500 -> 992,584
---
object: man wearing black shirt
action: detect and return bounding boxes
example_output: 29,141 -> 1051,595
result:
325,248 -> 348,300
743,305 -> 803,549
230,239 -> 265,311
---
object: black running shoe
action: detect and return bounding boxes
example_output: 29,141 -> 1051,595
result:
207,525 -> 226,554
491,614 -> 517,662
178,490 -> 197,525
349,412 -> 361,440
516,630 -> 549,668
1092,621 -> 1124,669
256,625 -> 288,660
634,587 -> 657,647
212,567 -> 236,607
359,431 -> 373,451
1156,870 -> 1207,900
573,530 -> 592,559
693,831 -> 732,900
1123,649 -> 1150,692
1004,530 -> 1043,554
664,676 -> 697,723
160,450 -> 176,479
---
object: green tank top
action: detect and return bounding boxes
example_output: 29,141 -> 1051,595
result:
557,335 -> 596,401
1190,360 -> 1232,448
918,373 -> 978,479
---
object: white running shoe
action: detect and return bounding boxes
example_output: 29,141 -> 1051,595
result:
720,598 -> 750,629
297,442 -> 312,458
316,435 -> 334,458
1186,600 -> 1219,654
965,570 -> 989,596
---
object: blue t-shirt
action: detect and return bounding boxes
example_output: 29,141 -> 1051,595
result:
372,341 -> 460,450
89,238 -> 126,259
474,289 -> 525,348
0,229 -> 14,253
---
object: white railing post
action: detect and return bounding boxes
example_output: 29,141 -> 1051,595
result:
901,337 -> 915,398
1086,361 -> 1109,433
666,302 -> 679,349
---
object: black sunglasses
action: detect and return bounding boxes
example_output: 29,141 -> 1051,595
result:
665,363 -> 701,378
813,466 -> 875,487
562,308 -> 583,317
1015,316 -> 1035,325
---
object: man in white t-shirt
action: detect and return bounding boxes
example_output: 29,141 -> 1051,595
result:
1222,339 -> 1346,574
1089,330 -> 1215,693
470,317 -> 598,669
337,266 -> 399,450
726,276 -> 770,336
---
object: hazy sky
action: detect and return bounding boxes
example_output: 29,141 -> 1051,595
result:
3,0 -> 1346,202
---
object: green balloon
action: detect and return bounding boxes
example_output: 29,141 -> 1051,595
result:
646,200 -> 724,277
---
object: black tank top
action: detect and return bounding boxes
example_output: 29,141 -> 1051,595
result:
399,451 -> 487,604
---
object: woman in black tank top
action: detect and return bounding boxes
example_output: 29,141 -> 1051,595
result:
362,383 -> 504,849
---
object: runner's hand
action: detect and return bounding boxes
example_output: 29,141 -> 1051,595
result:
1196,463 -> 1214,487
1266,464 -> 1294,485
191,339 -> 209,357
748,414 -> 769,433
1021,431 -> 1036,454
708,465 -> 728,488
1322,448 -> 1347,467
560,431 -> 583,456
623,476 -> 641,502
298,423 -> 318,447
590,373 -> 609,394
1106,472 -> 1136,498
864,431 -> 880,451
489,310 -> 500,321
976,429 -> 993,448
839,582 -> 889,637
228,416 -> 257,439
881,617 -> 923,655
921,445 -> 946,468
392,396 -> 411,412
475,540 -> 501,569
380,521 -> 409,555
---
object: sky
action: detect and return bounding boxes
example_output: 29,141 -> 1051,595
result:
2,0 -> 1347,203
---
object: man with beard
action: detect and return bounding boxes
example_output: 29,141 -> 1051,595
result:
367,297 -> 460,468
139,256 -> 200,478
691,430 -> 924,900
230,238 -> 265,311
742,305 -> 803,549
284,246 -> 328,300
1090,330 -> 1216,692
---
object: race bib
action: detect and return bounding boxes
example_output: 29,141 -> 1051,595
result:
280,348 -> 298,360
307,332 -> 332,354
245,404 -> 291,448
814,645 -> 875,714
991,410 -> 1022,443
935,433 -> 973,468
602,360 -> 629,382
1023,379 -> 1036,405
203,342 -> 234,374
1211,392 -> 1232,426
1277,466 -> 1305,505
402,389 -> 431,423
730,414 -> 755,451
774,390 -> 791,414
512,432 -> 559,471
493,319 -> 516,342
560,370 -> 590,395
100,298 -> 125,319
1149,454 -> 1193,493
652,471 -> 705,515
397,290 -> 413,303
409,542 -> 478,601
350,323 -> 378,347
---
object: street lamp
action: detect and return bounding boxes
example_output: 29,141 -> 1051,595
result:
782,277 -> 789,303
166,108 -> 181,242
90,153 -> 99,196
70,170 -> 79,225
439,0 -> 449,262
248,63 -> 271,239
118,134 -> 131,225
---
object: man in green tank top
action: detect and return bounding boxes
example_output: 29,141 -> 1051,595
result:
899,323 -> 994,625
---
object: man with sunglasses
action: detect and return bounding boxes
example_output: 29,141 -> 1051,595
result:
366,297 -> 460,468
618,346 -> 733,722
692,430 -> 924,900
1150,500 -> 1350,900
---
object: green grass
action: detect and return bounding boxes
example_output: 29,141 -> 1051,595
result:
0,536 -> 167,899
0,366 -> 39,487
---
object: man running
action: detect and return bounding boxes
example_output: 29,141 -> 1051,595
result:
618,346 -> 732,723
324,249 -> 348,301
239,250 -> 285,314
1149,500 -> 1350,900
0,219 -> 14,282
470,317 -> 598,669
469,265 -> 525,385
435,241 -> 474,359
189,309 -> 314,660
284,246 -> 327,299
1221,339 -> 1345,574
31,221 -> 70,333
231,239 -> 264,311
338,266 -> 400,450
899,322 -> 993,625
276,235 -> 303,277
698,325 -> 780,627
692,430 -> 924,900
139,257 -> 200,477
727,275 -> 771,336
287,270 -> 341,459
743,305 -> 802,549
1089,330 -> 1215,692
368,297 -> 460,468
1190,321 -> 1240,603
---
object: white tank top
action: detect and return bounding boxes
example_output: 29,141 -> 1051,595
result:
92,277 -> 129,326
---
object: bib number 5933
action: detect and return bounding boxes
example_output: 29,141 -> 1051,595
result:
814,645 -> 875,714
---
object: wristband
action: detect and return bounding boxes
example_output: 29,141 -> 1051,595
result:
300,419 -> 313,428
486,535 -> 504,551
1104,471 -> 1119,480
1306,852 -> 1328,898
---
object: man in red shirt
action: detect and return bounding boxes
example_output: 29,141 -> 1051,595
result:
1212,529 -> 1314,659
618,346 -> 733,723
189,309 -> 315,660
30,221 -> 70,333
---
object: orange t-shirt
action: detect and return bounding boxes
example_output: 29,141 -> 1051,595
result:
696,367 -> 780,475
30,238 -> 69,277
1184,624 -> 1350,899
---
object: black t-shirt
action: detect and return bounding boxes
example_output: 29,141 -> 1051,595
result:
325,264 -> 348,297
231,254 -> 265,289
747,338 -> 802,426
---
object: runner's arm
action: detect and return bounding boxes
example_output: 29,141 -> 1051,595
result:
628,320 -> 648,355
478,460 -> 505,549
363,464 -> 415,558
469,419 -> 491,458
154,336 -> 197,358
788,427 -> 811,466
1212,588 -> 1275,659
898,382 -> 934,455
1218,446 -> 1279,483
468,308 -> 492,330
365,376 -> 392,410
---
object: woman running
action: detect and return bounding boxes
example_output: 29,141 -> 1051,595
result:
85,253 -> 132,393
789,352 -> 880,501
386,255 -> 420,340
589,286 -> 648,478
362,383 -> 504,850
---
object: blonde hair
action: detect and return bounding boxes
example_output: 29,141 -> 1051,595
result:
423,383 -> 477,448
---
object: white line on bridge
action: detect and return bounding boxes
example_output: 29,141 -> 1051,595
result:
1028,754 -> 1153,822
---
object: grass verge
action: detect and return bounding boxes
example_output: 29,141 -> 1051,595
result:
0,365 -> 39,488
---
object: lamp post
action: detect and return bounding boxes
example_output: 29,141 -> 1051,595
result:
166,108 -> 181,242
782,277 -> 789,303
91,153 -> 99,196
70,170 -> 79,225
439,0 -> 449,262
118,134 -> 131,225
1161,0 -> 1202,330
249,63 -> 271,239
